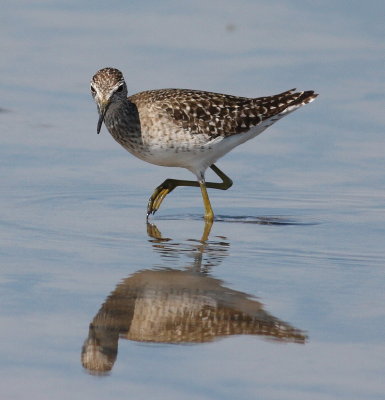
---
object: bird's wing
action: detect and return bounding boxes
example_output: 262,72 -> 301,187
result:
129,88 -> 317,139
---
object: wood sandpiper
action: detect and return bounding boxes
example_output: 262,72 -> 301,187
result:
91,67 -> 317,221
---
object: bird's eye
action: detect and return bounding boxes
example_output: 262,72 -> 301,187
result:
116,85 -> 124,93
90,85 -> 96,94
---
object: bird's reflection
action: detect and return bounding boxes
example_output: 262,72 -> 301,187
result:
82,221 -> 307,375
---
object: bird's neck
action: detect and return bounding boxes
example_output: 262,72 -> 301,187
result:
104,99 -> 142,144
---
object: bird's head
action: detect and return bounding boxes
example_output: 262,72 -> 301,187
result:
90,67 -> 128,134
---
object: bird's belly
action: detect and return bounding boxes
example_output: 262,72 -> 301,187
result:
123,125 -> 266,175
128,143 -> 212,169
115,128 -> 208,168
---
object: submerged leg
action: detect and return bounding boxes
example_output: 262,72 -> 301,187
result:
147,164 -> 233,218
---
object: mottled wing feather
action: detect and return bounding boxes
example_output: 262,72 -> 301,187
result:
129,89 -> 317,139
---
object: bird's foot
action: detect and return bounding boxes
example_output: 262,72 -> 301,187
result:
146,179 -> 177,218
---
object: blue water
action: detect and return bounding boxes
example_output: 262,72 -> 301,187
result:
1,1 -> 385,399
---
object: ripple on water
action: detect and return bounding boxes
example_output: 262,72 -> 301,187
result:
155,213 -> 320,226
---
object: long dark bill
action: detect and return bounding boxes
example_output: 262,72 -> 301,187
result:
97,113 -> 104,134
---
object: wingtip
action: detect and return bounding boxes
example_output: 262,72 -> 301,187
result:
302,90 -> 318,104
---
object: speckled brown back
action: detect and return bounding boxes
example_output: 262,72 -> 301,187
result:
129,88 -> 317,139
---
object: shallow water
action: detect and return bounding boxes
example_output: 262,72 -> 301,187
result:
1,2 -> 385,399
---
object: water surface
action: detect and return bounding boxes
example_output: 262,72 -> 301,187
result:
1,1 -> 385,399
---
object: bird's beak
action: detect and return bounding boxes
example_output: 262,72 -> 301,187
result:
96,99 -> 109,134
97,113 -> 104,134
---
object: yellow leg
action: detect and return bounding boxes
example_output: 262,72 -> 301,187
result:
200,219 -> 213,241
199,180 -> 214,222
147,164 -> 233,218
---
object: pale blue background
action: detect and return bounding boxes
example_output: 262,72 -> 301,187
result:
1,1 -> 384,399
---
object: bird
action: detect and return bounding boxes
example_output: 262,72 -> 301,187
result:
90,67 -> 317,221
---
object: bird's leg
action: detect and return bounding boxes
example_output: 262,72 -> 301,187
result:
146,164 -> 233,218
147,178 -> 201,218
199,179 -> 214,222
198,164 -> 233,221
200,219 -> 213,242
206,164 -> 233,191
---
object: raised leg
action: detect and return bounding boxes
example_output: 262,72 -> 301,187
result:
147,164 -> 233,218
